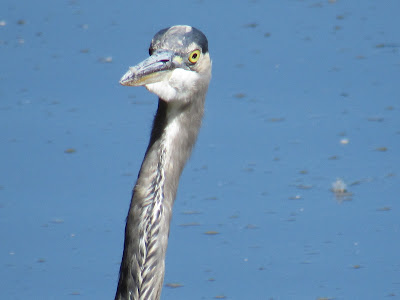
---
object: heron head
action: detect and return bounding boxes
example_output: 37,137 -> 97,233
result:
120,25 -> 212,102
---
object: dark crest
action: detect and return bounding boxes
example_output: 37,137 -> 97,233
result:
149,25 -> 208,55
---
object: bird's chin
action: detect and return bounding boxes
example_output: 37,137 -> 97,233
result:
145,81 -> 178,102
147,68 -> 204,103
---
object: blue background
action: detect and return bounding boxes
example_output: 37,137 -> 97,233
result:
1,1 -> 399,299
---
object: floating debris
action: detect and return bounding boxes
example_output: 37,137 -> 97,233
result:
165,282 -> 183,289
50,218 -> 65,224
332,178 -> 347,194
214,295 -> 227,299
0,20 -> 6,27
340,138 -> 349,145
367,116 -> 384,122
244,224 -> 258,230
349,180 -> 362,186
267,117 -> 285,123
99,56 -> 113,63
64,148 -> 76,154
328,155 -> 339,160
375,43 -> 399,49
376,206 -> 391,212
204,231 -> 219,235
233,93 -> 246,99
244,23 -> 258,28
296,184 -> 313,190
331,178 -> 353,202
375,147 -> 388,152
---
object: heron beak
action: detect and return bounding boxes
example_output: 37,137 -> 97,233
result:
120,50 -> 183,86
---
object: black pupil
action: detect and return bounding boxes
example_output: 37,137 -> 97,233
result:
192,53 -> 197,59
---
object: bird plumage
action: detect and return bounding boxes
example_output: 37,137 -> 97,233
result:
115,25 -> 211,300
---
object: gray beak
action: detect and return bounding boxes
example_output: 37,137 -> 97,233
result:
120,50 -> 183,86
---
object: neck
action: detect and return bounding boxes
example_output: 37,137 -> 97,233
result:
115,95 -> 205,300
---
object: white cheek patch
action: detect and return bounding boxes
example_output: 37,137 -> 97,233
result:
145,69 -> 200,102
146,81 -> 177,101
170,69 -> 201,100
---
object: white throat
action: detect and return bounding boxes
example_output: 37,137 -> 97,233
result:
145,68 -> 202,102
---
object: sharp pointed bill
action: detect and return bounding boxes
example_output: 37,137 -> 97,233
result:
119,50 -> 186,87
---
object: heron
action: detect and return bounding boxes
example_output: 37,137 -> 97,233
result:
115,25 -> 212,300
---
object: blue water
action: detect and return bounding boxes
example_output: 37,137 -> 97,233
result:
1,1 -> 399,299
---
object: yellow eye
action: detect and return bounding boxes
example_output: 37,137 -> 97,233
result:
188,50 -> 201,63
